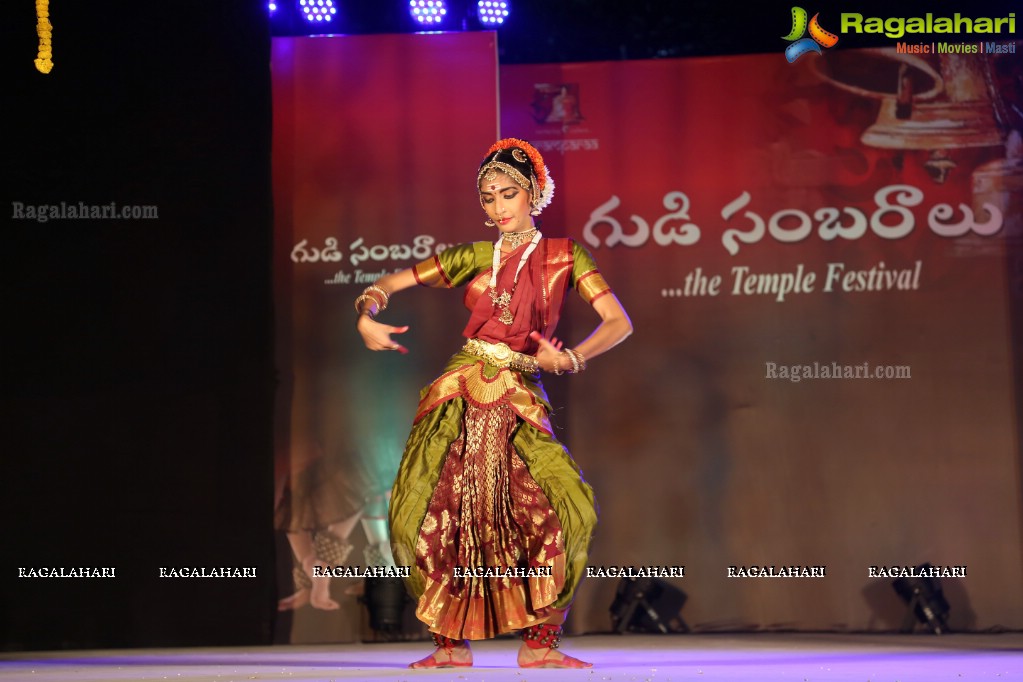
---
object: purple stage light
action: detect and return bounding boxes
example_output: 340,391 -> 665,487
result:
409,0 -> 448,26
299,0 -> 337,23
477,0 -> 510,25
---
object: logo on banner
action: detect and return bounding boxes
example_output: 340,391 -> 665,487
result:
782,7 -> 838,62
531,83 -> 584,125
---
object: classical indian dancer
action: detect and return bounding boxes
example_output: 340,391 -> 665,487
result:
355,138 -> 632,668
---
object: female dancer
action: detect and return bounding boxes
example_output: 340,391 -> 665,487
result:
356,138 -> 632,668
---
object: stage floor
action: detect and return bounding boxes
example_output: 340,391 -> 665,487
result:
1,633 -> 1021,681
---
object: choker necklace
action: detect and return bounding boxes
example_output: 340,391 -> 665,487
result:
501,227 -> 538,249
489,230 -> 542,325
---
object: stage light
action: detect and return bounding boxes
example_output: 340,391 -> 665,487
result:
268,2 -> 277,12
477,1 -> 510,25
299,0 -> 337,23
409,0 -> 448,26
361,576 -> 410,638
609,577 -> 689,634
892,563 -> 951,634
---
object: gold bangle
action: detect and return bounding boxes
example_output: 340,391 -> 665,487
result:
354,294 -> 377,317
551,353 -> 565,375
363,284 -> 389,311
565,348 -> 587,373
566,349 -> 580,374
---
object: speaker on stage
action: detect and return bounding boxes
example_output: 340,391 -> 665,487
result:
359,576 -> 417,641
362,576 -> 407,630
609,577 -> 689,633
892,563 -> 951,634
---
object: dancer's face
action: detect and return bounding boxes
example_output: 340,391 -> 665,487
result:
479,172 -> 534,235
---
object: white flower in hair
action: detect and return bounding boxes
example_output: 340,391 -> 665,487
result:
534,165 -> 555,213
482,138 -> 556,215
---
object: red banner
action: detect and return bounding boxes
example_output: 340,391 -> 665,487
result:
272,36 -> 1023,637
498,51 -> 1021,632
272,32 -> 499,643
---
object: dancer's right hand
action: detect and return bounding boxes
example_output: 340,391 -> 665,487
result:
357,315 -> 410,354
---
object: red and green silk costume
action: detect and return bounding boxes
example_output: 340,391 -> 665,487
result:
388,237 -> 612,640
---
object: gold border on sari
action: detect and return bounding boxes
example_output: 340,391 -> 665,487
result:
414,362 -> 553,434
416,554 -> 566,640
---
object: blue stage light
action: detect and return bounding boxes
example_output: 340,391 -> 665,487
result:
409,0 -> 448,26
268,2 -> 277,12
299,0 -> 337,22
477,0 -> 510,25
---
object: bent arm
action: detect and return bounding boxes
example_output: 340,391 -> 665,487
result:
571,293 -> 633,362
355,268 -> 420,353
531,293 -> 633,373
357,268 -> 420,314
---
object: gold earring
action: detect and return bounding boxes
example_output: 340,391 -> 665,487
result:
485,219 -> 496,227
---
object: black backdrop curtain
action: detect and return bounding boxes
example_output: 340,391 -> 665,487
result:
2,1 -> 276,650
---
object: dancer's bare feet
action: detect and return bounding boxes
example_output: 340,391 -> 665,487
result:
517,642 -> 592,668
278,562 -> 312,611
408,635 -> 472,669
303,555 -> 340,610
276,588 -> 310,611
518,624 -> 592,668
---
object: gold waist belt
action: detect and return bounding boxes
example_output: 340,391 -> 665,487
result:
462,338 -> 539,374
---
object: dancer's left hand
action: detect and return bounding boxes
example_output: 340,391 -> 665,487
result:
529,331 -> 565,373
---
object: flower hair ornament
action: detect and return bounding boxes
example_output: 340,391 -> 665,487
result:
477,138 -> 555,215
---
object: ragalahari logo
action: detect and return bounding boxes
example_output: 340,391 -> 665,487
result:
782,7 -> 839,62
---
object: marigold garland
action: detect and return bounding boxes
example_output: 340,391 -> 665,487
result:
482,137 -> 555,213
486,138 -> 547,192
35,0 -> 53,74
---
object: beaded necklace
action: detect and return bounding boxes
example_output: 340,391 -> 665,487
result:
501,227 -> 538,248
489,230 -> 542,325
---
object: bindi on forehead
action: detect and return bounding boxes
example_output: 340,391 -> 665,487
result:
479,181 -> 519,194
480,169 -> 518,194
